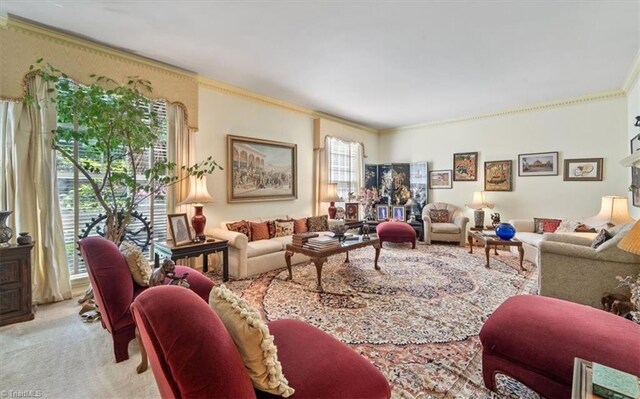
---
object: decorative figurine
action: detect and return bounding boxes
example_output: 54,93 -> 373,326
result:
362,222 -> 370,240
490,213 -> 501,228
149,259 -> 190,288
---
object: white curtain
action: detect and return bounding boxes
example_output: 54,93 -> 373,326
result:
166,103 -> 194,213
313,143 -> 329,216
0,75 -> 72,304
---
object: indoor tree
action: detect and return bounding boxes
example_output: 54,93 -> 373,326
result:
28,59 -> 222,244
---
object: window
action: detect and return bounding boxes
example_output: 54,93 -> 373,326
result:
327,137 -> 363,201
57,96 -> 168,277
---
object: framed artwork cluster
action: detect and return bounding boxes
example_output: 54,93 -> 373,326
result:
374,205 -> 406,221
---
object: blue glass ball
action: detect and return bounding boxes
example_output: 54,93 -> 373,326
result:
495,223 -> 516,240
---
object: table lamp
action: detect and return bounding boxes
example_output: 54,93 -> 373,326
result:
618,220 -> 640,255
179,176 -> 214,241
321,183 -> 342,219
585,196 -> 633,228
466,191 -> 495,229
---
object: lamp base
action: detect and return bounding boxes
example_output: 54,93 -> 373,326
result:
191,205 -> 207,241
328,202 -> 337,219
474,209 -> 485,229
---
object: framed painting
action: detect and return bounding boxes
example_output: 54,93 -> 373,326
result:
484,160 -> 512,191
453,152 -> 478,181
429,170 -> 453,189
392,206 -> 406,221
168,213 -> 192,246
227,135 -> 297,202
563,158 -> 603,181
631,133 -> 640,154
345,203 -> 360,221
632,166 -> 640,207
376,205 -> 389,221
410,161 -> 428,208
518,151 -> 559,176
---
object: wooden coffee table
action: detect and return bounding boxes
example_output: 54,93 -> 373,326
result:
467,230 -> 524,272
285,236 -> 381,292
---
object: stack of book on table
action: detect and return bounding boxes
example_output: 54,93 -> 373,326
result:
303,235 -> 340,250
292,232 -> 319,247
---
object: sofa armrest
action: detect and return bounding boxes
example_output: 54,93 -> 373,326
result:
453,215 -> 469,229
541,233 -> 593,247
508,219 -> 535,233
207,228 -> 248,250
539,241 -> 597,259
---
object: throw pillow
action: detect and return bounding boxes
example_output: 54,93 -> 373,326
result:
119,241 -> 152,286
574,223 -> 597,233
429,209 -> 449,223
275,220 -> 295,237
227,221 -> 252,241
293,218 -> 308,234
533,218 -> 562,234
591,229 -> 613,249
266,220 -> 277,239
209,285 -> 294,397
306,215 -> 329,232
555,220 -> 581,233
250,222 -> 270,242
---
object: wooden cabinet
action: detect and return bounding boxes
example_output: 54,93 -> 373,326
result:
0,244 -> 34,326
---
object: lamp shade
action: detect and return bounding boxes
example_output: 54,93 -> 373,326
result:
179,177 -> 214,205
586,196 -> 633,226
466,191 -> 495,210
321,183 -> 342,202
618,220 -> 640,255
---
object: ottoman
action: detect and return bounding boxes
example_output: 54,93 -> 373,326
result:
480,295 -> 640,399
376,221 -> 416,249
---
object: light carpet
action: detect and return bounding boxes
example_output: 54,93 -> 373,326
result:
0,243 -> 539,398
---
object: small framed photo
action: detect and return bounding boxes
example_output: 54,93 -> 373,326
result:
563,158 -> 603,181
392,206 -> 406,221
376,205 -> 389,221
345,203 -> 360,221
484,160 -> 513,191
518,151 -> 559,176
429,170 -> 453,189
168,213 -> 192,246
453,152 -> 478,181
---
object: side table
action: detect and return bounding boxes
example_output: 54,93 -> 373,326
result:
154,238 -> 229,281
408,220 -> 424,241
0,243 -> 35,326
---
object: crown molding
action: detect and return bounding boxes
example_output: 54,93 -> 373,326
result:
622,51 -> 640,93
380,89 -> 626,134
197,76 -> 378,133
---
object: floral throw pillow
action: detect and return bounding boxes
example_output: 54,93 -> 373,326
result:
226,220 -> 251,241
250,222 -> 270,241
591,229 -> 613,249
306,215 -> 329,232
429,209 -> 449,223
533,218 -> 562,234
275,221 -> 295,237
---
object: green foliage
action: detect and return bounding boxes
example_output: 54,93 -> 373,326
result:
28,59 -> 223,242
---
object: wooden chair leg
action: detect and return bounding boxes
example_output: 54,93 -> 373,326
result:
136,327 -> 148,374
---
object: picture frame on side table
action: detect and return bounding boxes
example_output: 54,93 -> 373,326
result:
484,160 -> 512,191
376,205 -> 389,221
429,170 -> 453,189
563,158 -> 603,181
518,151 -> 559,176
392,206 -> 406,221
453,152 -> 478,181
227,135 -> 297,203
168,213 -> 193,246
345,203 -> 360,221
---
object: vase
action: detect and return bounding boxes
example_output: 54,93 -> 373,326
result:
0,211 -> 13,247
495,223 -> 516,240
17,232 -> 32,245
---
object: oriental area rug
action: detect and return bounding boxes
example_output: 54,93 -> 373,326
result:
216,243 -> 540,399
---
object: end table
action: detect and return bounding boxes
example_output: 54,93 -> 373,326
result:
154,238 -> 229,281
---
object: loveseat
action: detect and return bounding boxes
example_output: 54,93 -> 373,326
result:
207,215 -> 340,279
507,219 -> 598,265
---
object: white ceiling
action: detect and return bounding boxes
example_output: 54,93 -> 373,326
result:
2,1 -> 639,129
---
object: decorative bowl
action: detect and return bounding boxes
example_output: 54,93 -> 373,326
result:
495,223 -> 516,240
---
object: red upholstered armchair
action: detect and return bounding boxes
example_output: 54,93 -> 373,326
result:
131,285 -> 391,399
79,236 -> 214,363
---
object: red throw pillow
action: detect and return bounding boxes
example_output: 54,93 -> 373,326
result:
293,218 -> 308,234
226,220 -> 251,240
533,218 -> 562,233
250,222 -> 270,241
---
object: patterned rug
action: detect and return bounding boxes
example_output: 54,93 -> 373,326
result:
211,243 -> 541,399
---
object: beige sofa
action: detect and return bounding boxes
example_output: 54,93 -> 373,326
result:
537,222 -> 640,308
422,202 -> 469,246
507,219 -> 597,265
207,216 -> 340,279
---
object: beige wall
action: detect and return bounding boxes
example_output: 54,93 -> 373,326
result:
197,86 -> 378,227
628,75 -> 640,219
379,96 -> 630,223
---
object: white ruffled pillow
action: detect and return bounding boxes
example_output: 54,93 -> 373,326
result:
554,220 -> 581,233
119,241 -> 152,286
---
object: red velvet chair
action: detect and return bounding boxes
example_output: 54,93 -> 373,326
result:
480,295 -> 640,398
131,285 -> 391,399
79,236 -> 214,363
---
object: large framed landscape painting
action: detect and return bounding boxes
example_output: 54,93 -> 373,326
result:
484,160 -> 512,191
227,135 -> 297,202
518,151 -> 559,176
453,152 -> 478,181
